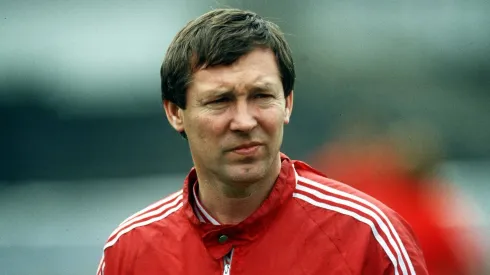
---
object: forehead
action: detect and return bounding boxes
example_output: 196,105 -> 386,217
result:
188,48 -> 282,94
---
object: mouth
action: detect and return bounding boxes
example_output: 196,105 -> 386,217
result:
229,142 -> 263,156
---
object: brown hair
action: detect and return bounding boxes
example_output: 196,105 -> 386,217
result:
160,8 -> 295,109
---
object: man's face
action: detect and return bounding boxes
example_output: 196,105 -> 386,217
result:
165,47 -> 293,184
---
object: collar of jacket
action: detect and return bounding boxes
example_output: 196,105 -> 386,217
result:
181,153 -> 297,259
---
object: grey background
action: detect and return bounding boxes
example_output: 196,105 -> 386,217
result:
1,0 -> 489,274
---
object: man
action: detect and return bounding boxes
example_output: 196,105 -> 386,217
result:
97,8 -> 428,275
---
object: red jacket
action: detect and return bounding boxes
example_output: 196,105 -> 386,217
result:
97,154 -> 428,275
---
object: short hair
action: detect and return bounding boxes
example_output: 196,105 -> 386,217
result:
160,8 -> 295,110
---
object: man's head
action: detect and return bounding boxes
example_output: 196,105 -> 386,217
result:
161,8 -> 295,186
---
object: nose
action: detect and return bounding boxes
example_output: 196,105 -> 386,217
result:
229,101 -> 257,133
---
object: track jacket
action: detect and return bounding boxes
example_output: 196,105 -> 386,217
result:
97,153 -> 428,274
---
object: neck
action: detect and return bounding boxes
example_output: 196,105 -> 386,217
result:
196,155 -> 282,225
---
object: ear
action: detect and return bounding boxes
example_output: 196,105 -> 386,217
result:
284,90 -> 294,124
163,100 -> 185,133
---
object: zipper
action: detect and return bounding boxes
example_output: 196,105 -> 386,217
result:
222,248 -> 234,275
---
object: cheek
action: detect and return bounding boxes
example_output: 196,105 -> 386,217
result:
258,108 -> 286,133
190,114 -> 224,141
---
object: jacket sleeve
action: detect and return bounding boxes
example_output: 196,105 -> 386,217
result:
372,210 -> 429,275
96,236 -> 135,275
96,246 -> 122,275
96,253 -> 106,275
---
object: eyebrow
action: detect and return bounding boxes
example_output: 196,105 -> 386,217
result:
204,89 -> 234,99
199,81 -> 277,101
247,82 -> 275,92
196,89 -> 232,105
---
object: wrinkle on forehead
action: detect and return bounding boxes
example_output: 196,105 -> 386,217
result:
186,48 -> 283,105
196,76 -> 279,94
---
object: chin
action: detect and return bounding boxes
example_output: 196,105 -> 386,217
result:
226,166 -> 267,184
220,153 -> 278,183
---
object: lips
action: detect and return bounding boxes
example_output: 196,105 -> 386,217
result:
231,142 -> 262,151
229,142 -> 263,156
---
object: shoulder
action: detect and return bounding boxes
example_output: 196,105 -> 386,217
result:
103,189 -> 184,252
291,159 -> 389,216
97,189 -> 184,274
291,160 -> 428,275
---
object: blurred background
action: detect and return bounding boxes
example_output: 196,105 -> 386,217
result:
1,0 -> 489,274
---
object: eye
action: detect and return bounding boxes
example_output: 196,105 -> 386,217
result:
208,97 -> 231,105
254,93 -> 272,99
